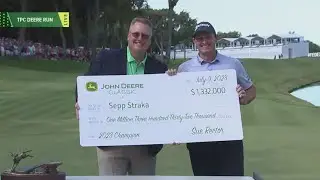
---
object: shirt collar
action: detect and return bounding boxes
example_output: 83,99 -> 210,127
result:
196,51 -> 220,65
127,46 -> 147,64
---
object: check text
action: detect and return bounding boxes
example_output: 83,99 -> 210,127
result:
98,132 -> 140,140
109,101 -> 150,110
191,126 -> 224,135
77,69 -> 243,146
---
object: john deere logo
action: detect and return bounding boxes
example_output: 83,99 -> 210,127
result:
86,82 -> 98,91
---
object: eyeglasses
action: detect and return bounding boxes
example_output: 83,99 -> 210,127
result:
130,32 -> 150,40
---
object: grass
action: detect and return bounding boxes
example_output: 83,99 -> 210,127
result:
0,56 -> 320,179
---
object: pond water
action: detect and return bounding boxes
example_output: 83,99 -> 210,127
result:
290,85 -> 320,106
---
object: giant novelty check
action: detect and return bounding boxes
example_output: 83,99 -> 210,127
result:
76,69 -> 243,147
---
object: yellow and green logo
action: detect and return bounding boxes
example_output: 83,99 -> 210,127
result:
86,82 -> 98,92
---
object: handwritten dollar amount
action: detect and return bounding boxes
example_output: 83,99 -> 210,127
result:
191,87 -> 226,96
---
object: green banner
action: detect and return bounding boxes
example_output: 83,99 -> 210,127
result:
0,12 -> 69,28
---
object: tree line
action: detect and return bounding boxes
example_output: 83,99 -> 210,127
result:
0,0 -> 193,60
0,0 -> 319,60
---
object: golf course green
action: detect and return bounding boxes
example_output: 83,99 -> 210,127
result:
0,57 -> 319,179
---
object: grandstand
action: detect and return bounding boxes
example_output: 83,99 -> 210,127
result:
171,32 -> 310,59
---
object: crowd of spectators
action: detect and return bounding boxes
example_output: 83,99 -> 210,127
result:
0,37 -> 92,62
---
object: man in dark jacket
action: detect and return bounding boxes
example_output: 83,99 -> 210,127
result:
75,17 -> 172,176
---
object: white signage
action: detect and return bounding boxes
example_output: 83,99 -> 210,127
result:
76,69 -> 243,147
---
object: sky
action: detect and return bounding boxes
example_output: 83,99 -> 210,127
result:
147,0 -> 320,44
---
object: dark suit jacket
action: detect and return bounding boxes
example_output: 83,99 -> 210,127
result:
75,48 -> 167,157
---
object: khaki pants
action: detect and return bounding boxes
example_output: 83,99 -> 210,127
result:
96,146 -> 156,175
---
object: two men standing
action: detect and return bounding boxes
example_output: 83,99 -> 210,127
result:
75,18 -> 256,176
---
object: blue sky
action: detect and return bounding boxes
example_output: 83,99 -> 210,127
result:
148,0 -> 320,44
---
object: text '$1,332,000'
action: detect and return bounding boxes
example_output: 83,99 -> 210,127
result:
190,87 -> 227,96
191,74 -> 229,96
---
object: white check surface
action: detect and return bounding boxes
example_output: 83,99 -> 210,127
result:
77,69 -> 243,147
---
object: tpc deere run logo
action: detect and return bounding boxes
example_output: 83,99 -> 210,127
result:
86,82 -> 98,92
